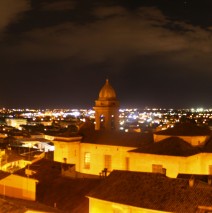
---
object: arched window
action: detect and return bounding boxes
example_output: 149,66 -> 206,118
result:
100,114 -> 105,129
111,114 -> 115,130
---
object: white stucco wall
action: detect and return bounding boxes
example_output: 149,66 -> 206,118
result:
53,139 -> 212,178
53,141 -> 80,166
78,143 -> 133,175
129,153 -> 185,178
185,153 -> 212,175
0,174 -> 38,200
129,152 -> 212,178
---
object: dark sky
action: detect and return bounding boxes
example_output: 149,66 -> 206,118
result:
0,0 -> 212,109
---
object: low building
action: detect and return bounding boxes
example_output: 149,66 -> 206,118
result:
154,123 -> 211,146
128,137 -> 212,177
5,119 -> 27,130
51,130 -> 212,178
17,138 -> 54,152
0,171 -> 38,201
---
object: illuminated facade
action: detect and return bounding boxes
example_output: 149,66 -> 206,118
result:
0,174 -> 38,200
53,136 -> 212,178
5,118 -> 27,130
52,80 -> 212,179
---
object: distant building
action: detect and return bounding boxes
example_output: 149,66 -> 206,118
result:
17,138 -> 54,152
40,121 -> 53,126
6,118 -> 27,130
154,123 -> 211,146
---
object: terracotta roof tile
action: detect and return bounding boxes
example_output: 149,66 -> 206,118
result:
0,171 -> 10,180
155,123 -> 211,136
82,130 -> 153,147
203,137 -> 212,152
88,170 -> 212,213
129,137 -> 202,156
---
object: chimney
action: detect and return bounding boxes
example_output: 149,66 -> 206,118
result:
189,176 -> 195,188
208,176 -> 212,185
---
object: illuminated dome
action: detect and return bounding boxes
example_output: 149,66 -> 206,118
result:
99,79 -> 117,100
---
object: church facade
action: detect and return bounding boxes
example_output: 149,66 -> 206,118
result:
52,79 -> 212,178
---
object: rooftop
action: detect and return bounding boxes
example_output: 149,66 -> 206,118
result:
177,174 -> 212,184
0,195 -> 62,213
0,171 -> 10,180
15,159 -> 101,212
88,170 -> 212,213
15,158 -> 62,182
155,123 -> 211,136
0,197 -> 26,213
82,130 -> 153,147
203,137 -> 212,152
129,137 -> 202,156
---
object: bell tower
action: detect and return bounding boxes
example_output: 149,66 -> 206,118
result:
93,79 -> 119,131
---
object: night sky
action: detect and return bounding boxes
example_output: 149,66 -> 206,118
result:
0,0 -> 212,109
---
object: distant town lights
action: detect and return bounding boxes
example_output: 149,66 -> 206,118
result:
197,108 -> 204,112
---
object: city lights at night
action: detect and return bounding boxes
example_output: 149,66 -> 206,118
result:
0,0 -> 212,212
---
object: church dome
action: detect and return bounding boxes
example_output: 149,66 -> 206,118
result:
99,79 -> 117,100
